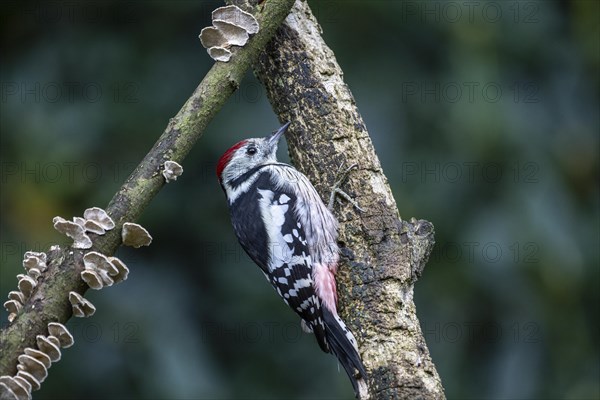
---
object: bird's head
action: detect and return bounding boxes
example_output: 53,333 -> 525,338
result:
216,122 -> 290,186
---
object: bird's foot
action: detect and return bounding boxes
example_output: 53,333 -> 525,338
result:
328,162 -> 364,212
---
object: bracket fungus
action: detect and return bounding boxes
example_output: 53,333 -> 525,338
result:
83,207 -> 115,231
12,376 -> 32,395
0,322 -> 74,396
79,251 -> 130,290
26,269 -> 41,280
53,216 -> 92,249
69,291 -> 96,318
22,252 -> 46,272
8,291 -> 25,304
0,376 -> 30,400
16,355 -> 47,384
4,250 -> 49,322
35,336 -> 60,363
212,20 -> 249,46
212,5 -> 259,34
72,217 -> 86,228
16,370 -> 40,392
80,270 -> 103,290
122,222 -> 152,248
3,300 -> 21,322
199,5 -> 259,62
46,336 -> 61,349
83,219 -> 105,235
199,26 -> 227,48
47,323 -> 74,349
23,349 -> 51,370
162,160 -> 183,183
83,252 -> 117,286
52,208 -> 114,249
108,257 -> 129,283
16,276 -> 36,299
3,300 -> 22,314
207,47 -> 233,62
4,250 -> 50,322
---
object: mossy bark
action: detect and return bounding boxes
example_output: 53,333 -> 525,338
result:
248,1 -> 446,398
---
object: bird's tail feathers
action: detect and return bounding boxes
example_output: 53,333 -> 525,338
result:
322,307 -> 367,397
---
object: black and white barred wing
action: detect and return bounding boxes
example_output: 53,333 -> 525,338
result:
244,165 -> 366,393
255,185 -> 329,352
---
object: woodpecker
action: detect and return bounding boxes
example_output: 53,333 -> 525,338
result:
217,122 -> 367,395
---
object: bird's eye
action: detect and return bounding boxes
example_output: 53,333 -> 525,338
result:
246,147 -> 257,156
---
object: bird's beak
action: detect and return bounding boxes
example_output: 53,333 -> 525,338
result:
268,122 -> 291,147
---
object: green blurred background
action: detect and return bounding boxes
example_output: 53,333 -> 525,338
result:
1,1 -> 598,399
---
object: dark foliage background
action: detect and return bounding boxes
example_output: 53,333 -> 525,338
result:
1,1 -> 598,399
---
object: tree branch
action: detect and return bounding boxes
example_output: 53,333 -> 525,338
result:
247,0 -> 445,398
0,0 -> 296,378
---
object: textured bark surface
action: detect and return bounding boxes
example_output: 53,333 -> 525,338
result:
251,1 -> 445,398
0,0 -> 296,378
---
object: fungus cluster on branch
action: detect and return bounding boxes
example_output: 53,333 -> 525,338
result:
162,160 -> 183,183
2,202 -> 154,397
199,5 -> 259,62
121,223 -> 152,248
3,252 -> 47,323
68,292 -> 95,318
53,207 -> 115,249
0,322 -> 73,399
80,251 -> 129,290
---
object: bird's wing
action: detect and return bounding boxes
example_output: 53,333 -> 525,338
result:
254,181 -> 330,353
